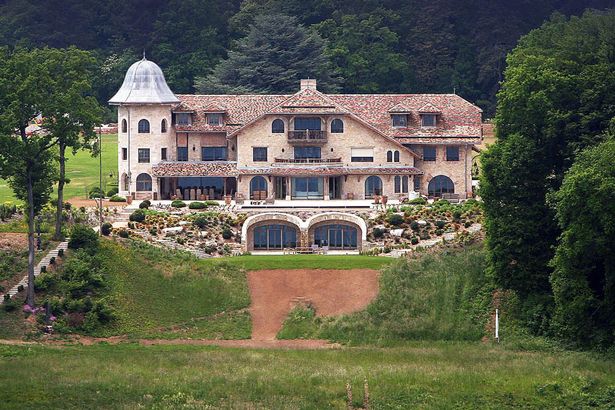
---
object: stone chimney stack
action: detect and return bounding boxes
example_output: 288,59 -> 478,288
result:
300,79 -> 317,90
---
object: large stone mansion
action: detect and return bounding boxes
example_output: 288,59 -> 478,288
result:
109,57 -> 482,251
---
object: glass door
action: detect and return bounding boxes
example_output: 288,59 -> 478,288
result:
275,177 -> 287,199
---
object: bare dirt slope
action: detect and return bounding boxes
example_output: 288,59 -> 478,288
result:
247,269 -> 380,340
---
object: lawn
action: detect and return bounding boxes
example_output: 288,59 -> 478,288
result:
0,342 -> 614,409
201,254 -> 393,271
0,134 -> 118,203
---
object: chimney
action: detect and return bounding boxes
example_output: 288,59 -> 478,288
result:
300,79 -> 317,90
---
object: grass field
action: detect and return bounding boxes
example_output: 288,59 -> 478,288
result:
1,342 -> 614,409
0,134 -> 118,203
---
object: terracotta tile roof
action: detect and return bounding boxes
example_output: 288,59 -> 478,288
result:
238,165 -> 423,177
152,161 -> 239,177
151,161 -> 422,177
174,89 -> 482,142
417,103 -> 441,113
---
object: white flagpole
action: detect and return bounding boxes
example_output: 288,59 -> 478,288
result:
495,308 -> 500,343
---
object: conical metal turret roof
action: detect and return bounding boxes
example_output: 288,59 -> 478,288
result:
109,56 -> 179,105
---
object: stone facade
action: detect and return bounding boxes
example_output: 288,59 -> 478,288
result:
110,59 -> 482,202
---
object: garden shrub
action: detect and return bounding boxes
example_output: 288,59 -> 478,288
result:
129,209 -> 146,222
410,221 -> 420,230
106,187 -> 119,197
435,220 -> 447,229
411,236 -> 419,245
193,215 -> 208,229
0,203 -> 17,221
373,228 -> 385,238
139,200 -> 151,209
171,200 -> 186,208
205,200 -> 219,206
435,229 -> 444,236
88,187 -> 104,199
188,201 -> 207,209
101,222 -> 113,236
68,225 -> 99,252
63,202 -> 72,211
149,228 -> 157,236
408,197 -> 427,205
109,195 -> 126,202
118,229 -> 129,238
3,298 -> 17,312
222,228 -> 233,239
387,213 -> 404,226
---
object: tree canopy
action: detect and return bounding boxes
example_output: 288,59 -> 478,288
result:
481,10 -> 615,342
1,0 -> 613,115
195,14 -> 339,94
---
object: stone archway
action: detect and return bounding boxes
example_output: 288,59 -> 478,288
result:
306,212 -> 367,250
242,213 -> 304,251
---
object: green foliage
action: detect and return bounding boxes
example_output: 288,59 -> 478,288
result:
128,209 -> 145,222
0,203 -> 17,220
372,227 -> 385,238
88,187 -> 104,199
277,305 -> 318,339
138,200 -> 151,209
387,213 -> 404,226
68,225 -> 99,252
408,197 -> 427,205
221,228 -> 233,240
317,246 -> 492,343
100,222 -> 112,236
171,200 -> 186,208
482,11 -> 615,306
106,187 -> 118,197
188,201 -> 206,209
192,215 -> 208,229
196,13 -> 339,94
550,137 -> 615,348
109,195 -> 126,202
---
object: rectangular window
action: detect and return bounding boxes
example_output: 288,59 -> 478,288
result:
414,175 -> 421,192
294,146 -> 321,159
161,148 -> 167,161
351,147 -> 374,162
423,146 -> 436,161
138,148 -> 150,163
291,177 -> 324,199
421,114 -> 437,127
253,147 -> 268,162
402,176 -> 409,193
177,147 -> 188,161
175,113 -> 192,125
294,117 -> 322,130
201,146 -> 227,161
446,146 -> 460,161
207,113 -> 222,126
122,148 -> 127,161
392,114 -> 408,127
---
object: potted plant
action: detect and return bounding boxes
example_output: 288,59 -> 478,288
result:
381,195 -> 388,205
224,195 -> 232,205
374,195 -> 381,204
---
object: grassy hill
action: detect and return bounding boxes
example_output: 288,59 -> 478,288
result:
0,134 -> 118,203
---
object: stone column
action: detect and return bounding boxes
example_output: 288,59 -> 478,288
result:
323,177 -> 330,200
285,176 -> 291,200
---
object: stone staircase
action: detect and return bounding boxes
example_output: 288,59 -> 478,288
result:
0,241 -> 69,304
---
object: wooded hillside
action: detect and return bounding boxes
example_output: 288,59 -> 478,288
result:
0,0 -> 612,116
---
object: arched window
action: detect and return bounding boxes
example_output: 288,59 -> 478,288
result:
387,150 -> 393,162
250,176 -> 268,200
365,176 -> 383,199
121,119 -> 127,133
331,118 -> 344,133
428,175 -> 454,197
136,173 -> 152,191
394,176 -> 409,193
272,119 -> 285,133
253,224 -> 297,250
161,119 -> 167,133
138,119 -> 150,133
394,150 -> 400,162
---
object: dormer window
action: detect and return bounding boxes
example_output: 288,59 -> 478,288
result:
392,114 -> 408,128
175,113 -> 192,126
421,114 -> 437,127
207,113 -> 223,126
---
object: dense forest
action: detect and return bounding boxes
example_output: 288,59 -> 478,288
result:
0,0 -> 613,118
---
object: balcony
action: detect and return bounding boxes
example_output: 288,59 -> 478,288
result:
274,157 -> 342,165
287,130 -> 327,145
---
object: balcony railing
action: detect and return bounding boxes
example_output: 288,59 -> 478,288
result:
287,130 -> 327,143
274,157 -> 342,164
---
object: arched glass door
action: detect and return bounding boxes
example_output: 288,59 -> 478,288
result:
313,224 -> 358,250
253,224 -> 297,250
